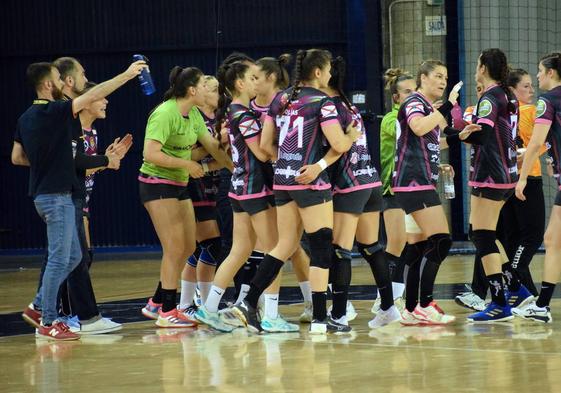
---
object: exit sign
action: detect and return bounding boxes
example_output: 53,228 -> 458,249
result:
425,15 -> 447,36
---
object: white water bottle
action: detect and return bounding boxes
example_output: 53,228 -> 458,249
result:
441,164 -> 455,199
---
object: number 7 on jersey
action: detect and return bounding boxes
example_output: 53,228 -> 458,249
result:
277,115 -> 304,148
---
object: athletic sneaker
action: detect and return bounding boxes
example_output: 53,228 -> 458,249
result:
156,308 -> 197,328
512,301 -> 552,323
219,306 -> 245,327
22,303 -> 42,328
455,288 -> 486,311
368,305 -> 401,329
261,315 -> 299,333
194,306 -> 234,332
416,302 -> 456,325
466,302 -> 513,323
327,301 -> 357,321
179,304 -> 199,325
79,317 -> 122,335
231,300 -> 263,334
371,297 -> 405,315
400,308 -> 425,326
506,285 -> 534,309
58,316 -> 80,333
299,301 -> 313,323
309,317 -> 352,335
142,298 -> 162,320
37,321 -> 80,341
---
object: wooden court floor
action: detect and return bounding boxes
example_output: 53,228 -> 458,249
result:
1,254 -> 561,392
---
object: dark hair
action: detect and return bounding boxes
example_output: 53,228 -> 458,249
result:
540,52 -> 561,80
53,57 -> 80,80
384,68 -> 414,102
416,60 -> 446,89
480,48 -> 516,108
507,68 -> 529,88
223,52 -> 255,66
214,62 -> 251,136
163,66 -> 204,101
82,81 -> 97,93
26,62 -> 55,90
328,56 -> 353,112
281,49 -> 332,113
256,54 -> 292,90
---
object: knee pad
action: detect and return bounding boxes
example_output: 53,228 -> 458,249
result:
424,233 -> 452,264
307,227 -> 333,269
331,246 -> 352,288
199,249 -> 217,267
356,241 -> 384,260
186,254 -> 198,268
200,237 -> 221,264
471,230 -> 499,258
403,241 -> 425,268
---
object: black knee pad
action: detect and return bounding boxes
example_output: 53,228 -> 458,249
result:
331,245 -> 352,288
424,233 -> 452,264
356,241 -> 384,260
200,237 -> 221,262
403,241 -> 426,267
307,227 -> 333,269
471,229 -> 499,258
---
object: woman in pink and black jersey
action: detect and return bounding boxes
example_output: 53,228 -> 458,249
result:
392,60 -> 477,325
231,49 -> 359,334
464,49 -> 522,323
513,52 -> 561,323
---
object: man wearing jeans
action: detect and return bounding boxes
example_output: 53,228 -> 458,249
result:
14,60 -> 146,340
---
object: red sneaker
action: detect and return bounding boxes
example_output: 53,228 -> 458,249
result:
37,321 -> 80,341
22,303 -> 42,328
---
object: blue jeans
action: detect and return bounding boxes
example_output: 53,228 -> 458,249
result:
33,193 -> 82,324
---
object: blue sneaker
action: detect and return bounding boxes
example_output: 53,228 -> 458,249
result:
194,306 -> 234,333
467,302 -> 514,323
506,285 -> 534,308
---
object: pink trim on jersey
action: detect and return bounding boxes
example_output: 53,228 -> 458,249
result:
494,119 -> 511,184
392,185 -> 436,192
535,118 -> 553,125
273,183 -> 332,191
320,119 -> 340,127
468,181 -> 516,189
406,112 -> 424,124
192,201 -> 217,207
228,190 -> 273,200
245,135 -> 260,144
477,118 -> 495,127
333,182 -> 382,194
138,175 -> 187,187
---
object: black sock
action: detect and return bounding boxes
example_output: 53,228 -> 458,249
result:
331,247 -> 352,319
161,288 -> 177,312
536,282 -> 556,308
487,273 -> 506,307
152,281 -> 163,304
245,254 -> 285,308
420,260 -> 440,308
501,263 -> 521,291
365,246 -> 393,311
312,291 -> 328,321
387,251 -> 405,283
403,242 -> 426,312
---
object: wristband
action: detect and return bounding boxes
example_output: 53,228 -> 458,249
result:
317,159 -> 328,171
445,133 -> 460,145
202,162 -> 210,173
437,101 -> 454,118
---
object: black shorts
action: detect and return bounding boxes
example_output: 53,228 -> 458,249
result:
471,187 -> 514,202
394,190 -> 441,215
555,190 -> 561,206
230,195 -> 275,216
274,189 -> 332,209
333,187 -> 382,214
139,180 -> 190,204
382,194 -> 402,211
194,205 -> 218,222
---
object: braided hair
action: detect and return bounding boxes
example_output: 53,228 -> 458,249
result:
214,62 -> 250,137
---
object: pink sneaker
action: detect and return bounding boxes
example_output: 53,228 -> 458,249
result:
415,302 -> 455,325
22,303 -> 42,328
156,308 -> 197,328
141,298 -> 162,320
37,321 -> 80,341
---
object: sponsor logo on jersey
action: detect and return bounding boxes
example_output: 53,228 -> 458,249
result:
321,104 -> 337,118
279,152 -> 303,161
275,166 -> 299,178
477,99 -> 493,117
239,118 -> 260,137
232,178 -> 245,189
536,99 -> 547,118
405,102 -> 424,117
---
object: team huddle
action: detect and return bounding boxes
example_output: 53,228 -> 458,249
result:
13,47 -> 561,341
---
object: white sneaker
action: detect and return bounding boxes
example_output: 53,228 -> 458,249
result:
512,301 -> 552,323
299,301 -> 313,323
455,288 -> 486,311
415,302 -> 455,325
309,320 -> 327,335
371,297 -> 381,314
79,317 -> 122,335
372,297 -> 405,315
368,305 -> 401,329
327,301 -> 357,321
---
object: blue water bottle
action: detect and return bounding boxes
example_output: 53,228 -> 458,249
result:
132,54 -> 156,96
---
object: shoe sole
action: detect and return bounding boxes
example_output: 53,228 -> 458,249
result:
454,298 -> 485,312
230,307 -> 261,334
195,314 -> 234,333
22,313 -> 41,329
466,315 -> 514,323
141,309 -> 160,320
78,325 -> 124,335
512,313 -> 552,324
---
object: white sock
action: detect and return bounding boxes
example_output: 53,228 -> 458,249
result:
235,284 -> 250,305
392,282 -> 405,299
264,294 -> 279,319
299,281 -> 312,303
376,289 -> 380,300
180,280 -> 197,309
198,281 -> 213,303
205,285 -> 225,313
328,283 -> 333,293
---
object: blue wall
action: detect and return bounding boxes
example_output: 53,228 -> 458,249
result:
0,0 -> 375,251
